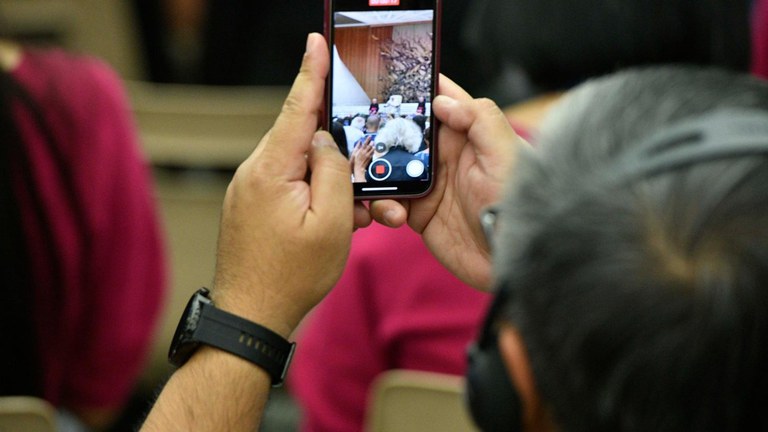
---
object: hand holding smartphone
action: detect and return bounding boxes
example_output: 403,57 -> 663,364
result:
325,0 -> 441,199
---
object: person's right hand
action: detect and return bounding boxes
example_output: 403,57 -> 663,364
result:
370,75 -> 526,290
211,33 -> 353,338
142,34 -> 356,432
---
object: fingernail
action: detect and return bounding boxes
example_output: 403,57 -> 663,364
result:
313,133 -> 335,149
305,33 -> 315,55
434,95 -> 457,107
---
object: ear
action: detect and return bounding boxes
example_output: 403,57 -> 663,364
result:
498,325 -> 553,431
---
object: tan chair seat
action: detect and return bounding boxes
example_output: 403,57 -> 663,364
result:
0,396 -> 56,432
366,370 -> 480,432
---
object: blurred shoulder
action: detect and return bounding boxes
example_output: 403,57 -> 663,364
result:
13,47 -> 127,105
10,47 -> 139,163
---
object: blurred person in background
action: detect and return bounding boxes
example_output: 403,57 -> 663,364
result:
464,0 -> 751,130
0,40 -> 166,431
132,0 -> 482,90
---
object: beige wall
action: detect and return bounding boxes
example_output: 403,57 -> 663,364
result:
0,0 -> 145,80
141,168 -> 229,385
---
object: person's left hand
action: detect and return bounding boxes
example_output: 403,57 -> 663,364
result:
211,33 -> 356,337
369,76 -> 523,290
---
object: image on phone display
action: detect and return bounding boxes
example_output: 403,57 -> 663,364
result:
326,0 -> 440,199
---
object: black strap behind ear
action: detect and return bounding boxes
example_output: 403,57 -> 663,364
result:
607,109 -> 768,185
465,108 -> 768,432
541,109 -> 768,226
466,283 -> 522,432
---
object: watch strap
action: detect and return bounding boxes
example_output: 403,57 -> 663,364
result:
196,303 -> 296,387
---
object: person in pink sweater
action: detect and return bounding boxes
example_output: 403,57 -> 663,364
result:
0,42 -> 166,430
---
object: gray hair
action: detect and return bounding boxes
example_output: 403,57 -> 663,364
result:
493,66 -> 768,431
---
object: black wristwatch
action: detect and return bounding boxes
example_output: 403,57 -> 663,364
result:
168,288 -> 296,387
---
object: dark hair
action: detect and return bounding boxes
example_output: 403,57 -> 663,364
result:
410,115 -> 427,132
330,120 -> 349,158
495,67 -> 768,431
0,65 -> 83,398
0,70 -> 43,396
465,0 -> 751,102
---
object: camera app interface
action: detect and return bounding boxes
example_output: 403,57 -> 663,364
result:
330,9 -> 435,184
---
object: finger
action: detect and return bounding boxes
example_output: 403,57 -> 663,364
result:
369,199 -> 410,228
433,97 -> 520,158
307,132 -> 353,226
262,33 -> 330,166
438,74 -> 472,102
353,202 -> 373,229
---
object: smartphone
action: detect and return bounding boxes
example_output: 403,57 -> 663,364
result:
325,0 -> 441,199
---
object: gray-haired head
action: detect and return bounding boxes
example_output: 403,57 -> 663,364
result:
493,66 -> 768,431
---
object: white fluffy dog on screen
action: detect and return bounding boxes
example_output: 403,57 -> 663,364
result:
374,118 -> 423,154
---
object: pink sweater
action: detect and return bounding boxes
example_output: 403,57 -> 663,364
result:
754,0 -> 768,79
12,49 -> 166,410
288,224 -> 491,432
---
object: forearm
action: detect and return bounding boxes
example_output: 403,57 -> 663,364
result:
141,347 -> 272,432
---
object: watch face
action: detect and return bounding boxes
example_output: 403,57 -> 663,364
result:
168,289 -> 211,366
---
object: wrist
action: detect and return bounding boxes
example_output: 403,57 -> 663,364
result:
217,298 -> 295,340
190,344 -> 271,382
210,283 -> 299,339
169,288 -> 297,387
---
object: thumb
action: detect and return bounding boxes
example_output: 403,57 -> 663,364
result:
433,96 -> 519,157
259,33 -> 330,176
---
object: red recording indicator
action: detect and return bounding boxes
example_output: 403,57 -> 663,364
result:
369,0 -> 400,5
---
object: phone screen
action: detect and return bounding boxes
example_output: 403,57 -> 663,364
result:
325,0 -> 440,199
